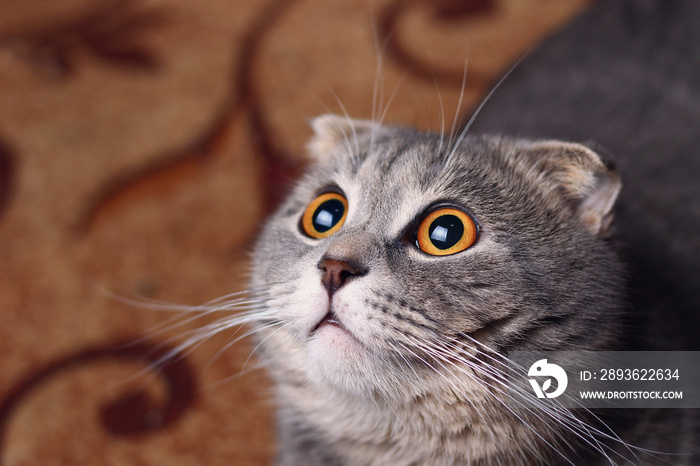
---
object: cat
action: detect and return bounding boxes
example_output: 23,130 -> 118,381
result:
247,113 -> 699,465
200,0 -> 700,463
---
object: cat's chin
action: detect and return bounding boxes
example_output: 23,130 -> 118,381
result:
305,323 -> 395,396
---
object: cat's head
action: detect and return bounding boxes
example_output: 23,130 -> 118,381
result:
251,114 -> 623,401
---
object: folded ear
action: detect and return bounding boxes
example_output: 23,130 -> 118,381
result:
307,114 -> 380,162
523,141 -> 621,237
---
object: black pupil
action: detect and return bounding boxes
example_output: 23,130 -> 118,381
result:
312,199 -> 345,233
428,215 -> 464,250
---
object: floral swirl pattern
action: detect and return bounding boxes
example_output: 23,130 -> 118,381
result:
0,0 -> 167,77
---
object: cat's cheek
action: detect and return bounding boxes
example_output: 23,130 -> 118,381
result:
325,293 -> 373,342
285,271 -> 330,336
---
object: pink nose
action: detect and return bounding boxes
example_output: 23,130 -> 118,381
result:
318,258 -> 366,296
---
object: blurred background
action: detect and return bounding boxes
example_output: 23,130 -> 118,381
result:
0,0 -> 592,464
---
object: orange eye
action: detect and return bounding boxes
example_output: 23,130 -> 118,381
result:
416,208 -> 477,256
301,192 -> 348,239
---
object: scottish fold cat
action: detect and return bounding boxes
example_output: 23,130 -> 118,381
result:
249,115 -> 639,464
243,0 -> 700,461
182,0 -> 699,463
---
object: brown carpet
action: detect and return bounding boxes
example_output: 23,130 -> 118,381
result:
0,0 -> 591,464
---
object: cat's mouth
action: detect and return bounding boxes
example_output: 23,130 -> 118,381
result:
312,311 -> 345,333
311,310 -> 369,350
310,310 -> 367,349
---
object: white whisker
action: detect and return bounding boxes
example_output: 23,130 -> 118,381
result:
444,51 -> 531,166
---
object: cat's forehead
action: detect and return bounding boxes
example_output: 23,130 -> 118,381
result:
307,129 -> 494,237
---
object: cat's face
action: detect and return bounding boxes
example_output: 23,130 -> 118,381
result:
251,115 -> 623,401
